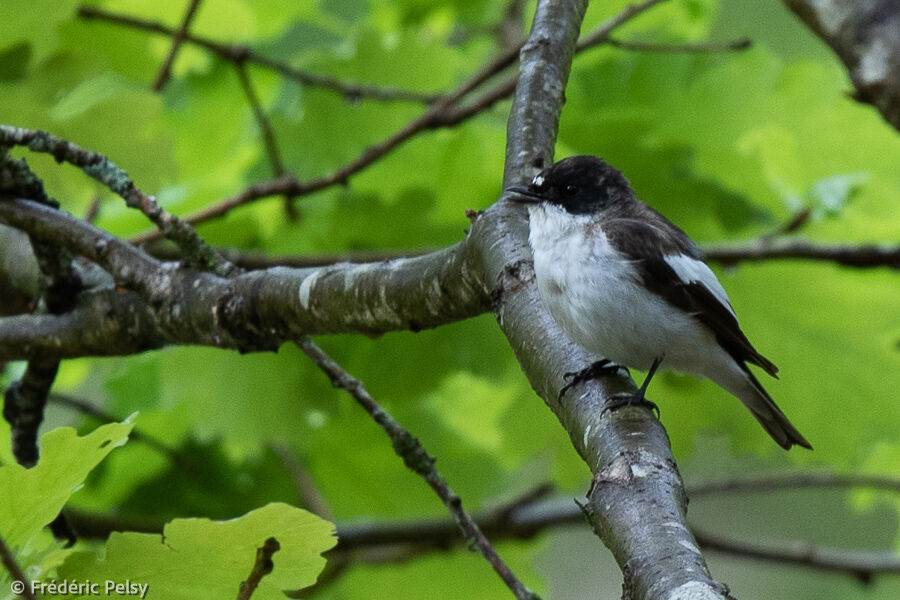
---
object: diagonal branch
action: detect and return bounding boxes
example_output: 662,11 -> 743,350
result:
128,0 -> 674,243
297,337 -> 539,600
77,5 -> 439,104
0,125 -> 234,276
150,0 -> 204,92
491,0 -> 729,597
783,0 -> 900,131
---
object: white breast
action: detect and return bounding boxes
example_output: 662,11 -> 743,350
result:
527,204 -> 722,375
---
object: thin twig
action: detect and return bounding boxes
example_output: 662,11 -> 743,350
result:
606,36 -> 752,53
693,527 -> 900,582
689,472 -> 900,496
0,530 -> 39,600
48,393 -> 181,461
703,240 -> 900,269
236,537 -> 281,600
233,63 -> 297,218
0,125 -> 234,276
296,337 -> 539,600
129,0 -> 667,242
150,0 -> 204,92
148,237 -> 900,271
64,489 -> 900,586
77,5 -> 439,104
269,443 -> 335,521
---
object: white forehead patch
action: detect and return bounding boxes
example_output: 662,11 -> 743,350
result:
532,174 -> 544,187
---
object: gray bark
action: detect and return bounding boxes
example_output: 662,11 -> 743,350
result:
785,0 -> 900,130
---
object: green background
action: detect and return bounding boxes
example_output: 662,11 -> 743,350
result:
2,0 -> 899,598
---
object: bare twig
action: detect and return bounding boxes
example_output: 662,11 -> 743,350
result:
703,240 -> 900,269
63,489 -> 900,584
0,531 -> 38,600
236,537 -> 281,600
233,63 -> 297,218
689,472 -> 900,496
129,0 -> 669,242
269,444 -> 334,521
694,527 -> 900,582
77,5 -> 439,104
0,125 -> 233,276
150,0 -> 204,92
48,393 -> 180,461
606,36 -> 752,53
296,337 -> 539,600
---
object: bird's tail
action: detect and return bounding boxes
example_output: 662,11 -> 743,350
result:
737,369 -> 812,450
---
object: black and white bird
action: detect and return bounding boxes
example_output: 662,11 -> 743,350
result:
506,155 -> 811,450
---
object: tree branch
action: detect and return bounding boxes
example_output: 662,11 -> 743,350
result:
0,197 -> 490,360
76,5 -> 440,104
693,528 -> 900,582
297,337 -> 539,600
704,239 -> 900,269
606,36 -> 752,53
0,531 -> 38,600
150,0 -> 203,92
128,0 -> 675,242
0,125 -> 234,276
783,0 -> 900,131
235,537 -> 280,600
491,0 -> 730,597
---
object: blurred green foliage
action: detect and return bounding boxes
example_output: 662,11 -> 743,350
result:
1,0 -> 899,598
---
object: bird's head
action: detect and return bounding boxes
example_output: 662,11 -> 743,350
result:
505,155 -> 634,215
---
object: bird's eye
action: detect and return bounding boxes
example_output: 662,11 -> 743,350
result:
564,184 -> 578,196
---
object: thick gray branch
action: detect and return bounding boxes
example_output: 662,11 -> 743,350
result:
784,0 -> 900,130
491,1 -> 728,598
0,197 -> 489,360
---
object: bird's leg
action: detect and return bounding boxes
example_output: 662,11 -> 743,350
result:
603,357 -> 663,417
559,359 -> 624,400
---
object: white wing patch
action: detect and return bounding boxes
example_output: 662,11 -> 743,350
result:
664,254 -> 735,318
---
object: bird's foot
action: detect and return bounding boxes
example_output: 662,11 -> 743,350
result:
559,359 -> 625,401
602,392 -> 660,418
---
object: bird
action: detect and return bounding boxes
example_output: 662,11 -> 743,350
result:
505,155 -> 811,450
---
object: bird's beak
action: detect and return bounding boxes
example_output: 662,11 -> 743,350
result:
504,186 -> 546,204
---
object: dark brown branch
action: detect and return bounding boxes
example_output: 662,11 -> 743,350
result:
606,36 -> 752,53
236,537 -> 281,600
48,393 -> 180,461
0,531 -> 38,600
233,63 -> 297,218
150,0 -> 203,92
703,240 -> 900,269
0,125 -> 233,276
689,471 -> 900,496
296,337 -> 539,600
694,527 -> 900,582
129,0 -> 673,242
77,5 -> 439,104
64,491 -> 900,583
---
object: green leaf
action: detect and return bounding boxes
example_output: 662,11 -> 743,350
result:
50,72 -> 140,121
59,503 -> 337,599
0,421 -> 134,550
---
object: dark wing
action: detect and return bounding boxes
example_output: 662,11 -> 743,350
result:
605,218 -> 778,376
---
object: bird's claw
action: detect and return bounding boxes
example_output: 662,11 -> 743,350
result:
601,393 -> 660,418
558,359 -> 624,400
